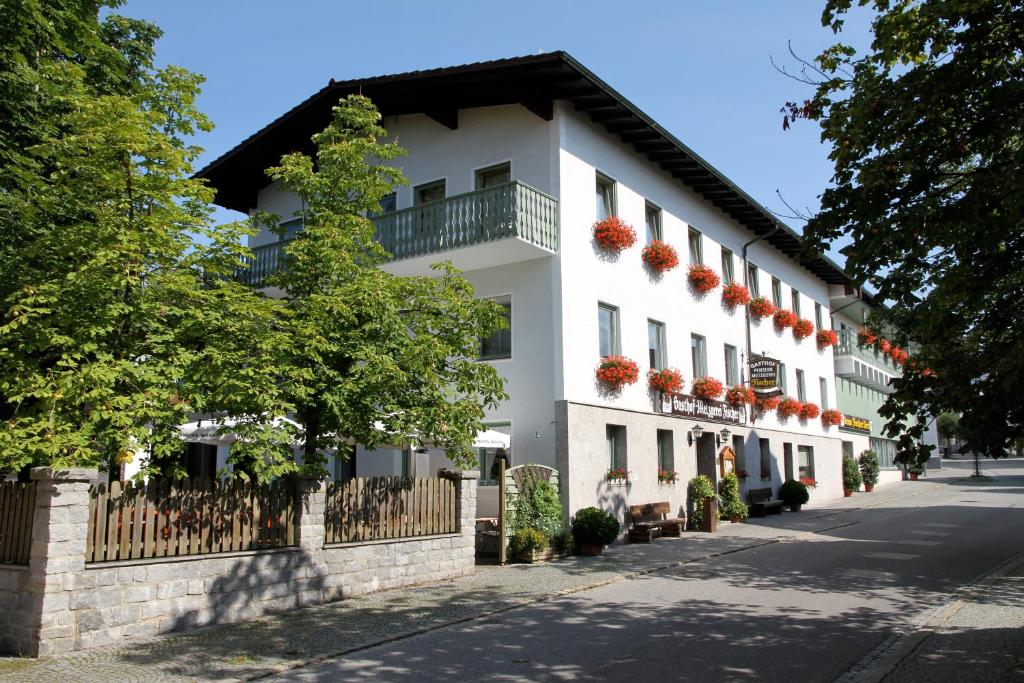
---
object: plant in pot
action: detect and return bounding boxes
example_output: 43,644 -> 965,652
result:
508,528 -> 551,563
595,355 -> 640,389
779,479 -> 810,512
859,450 -> 880,492
641,240 -> 680,272
749,296 -> 775,320
687,475 -> 717,531
907,462 -> 924,481
571,507 -> 620,556
842,453 -> 863,497
593,216 -> 637,252
718,473 -> 748,523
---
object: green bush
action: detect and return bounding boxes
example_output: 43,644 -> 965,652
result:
779,479 -> 810,508
842,453 -> 863,491
687,475 -> 716,528
858,450 -> 880,487
509,528 -> 550,554
718,472 -> 748,520
571,507 -> 620,547
508,473 -> 564,539
551,529 -> 574,553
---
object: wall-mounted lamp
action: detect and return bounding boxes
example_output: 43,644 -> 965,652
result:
717,427 -> 732,447
687,423 -> 704,447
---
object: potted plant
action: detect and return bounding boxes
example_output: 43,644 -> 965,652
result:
859,450 -> 880,492
725,384 -> 755,406
773,309 -> 797,330
735,469 -> 750,482
687,264 -> 721,294
777,397 -> 803,420
816,328 -> 839,349
858,328 -> 877,346
842,453 -> 862,497
648,367 -> 684,395
821,408 -> 843,428
718,473 -> 748,523
793,318 -> 815,340
595,355 -> 639,389
749,296 -> 775,320
756,395 -> 781,413
571,507 -> 620,556
779,479 -> 810,512
606,467 -> 629,483
799,402 -> 821,420
722,282 -> 751,308
641,240 -> 680,272
658,468 -> 678,484
691,376 -> 725,400
509,528 -> 552,563
593,216 -> 637,252
907,462 -> 924,481
687,475 -> 717,531
799,476 -> 818,488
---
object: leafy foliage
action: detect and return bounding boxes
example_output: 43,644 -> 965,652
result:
508,472 -> 563,539
718,472 -> 748,520
570,507 -> 620,547
687,474 -> 716,528
858,450 -> 880,486
779,479 -> 810,508
508,528 -> 549,555
842,453 -> 863,491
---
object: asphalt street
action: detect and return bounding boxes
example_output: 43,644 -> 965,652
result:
273,459 -> 1024,682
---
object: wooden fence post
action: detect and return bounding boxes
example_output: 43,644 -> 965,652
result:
497,459 -> 506,565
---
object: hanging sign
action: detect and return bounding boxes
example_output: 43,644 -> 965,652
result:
748,355 -> 782,398
659,394 -> 745,426
840,414 -> 872,434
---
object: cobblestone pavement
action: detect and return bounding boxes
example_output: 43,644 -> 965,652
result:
0,477 -> 948,682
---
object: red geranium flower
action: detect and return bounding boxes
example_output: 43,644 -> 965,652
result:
722,283 -> 751,308
879,339 -> 892,353
593,216 -> 637,252
773,309 -> 797,330
858,328 -> 877,346
756,395 -> 781,412
821,409 -> 842,428
749,297 -> 775,320
799,402 -> 821,420
596,355 -> 640,388
793,318 -> 815,340
648,368 -> 685,394
725,384 -> 755,406
688,264 -> 721,294
641,240 -> 680,272
777,397 -> 803,419
691,376 -> 724,400
816,328 -> 838,349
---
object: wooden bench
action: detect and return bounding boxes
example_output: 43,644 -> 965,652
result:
747,488 -> 784,517
628,502 -> 685,543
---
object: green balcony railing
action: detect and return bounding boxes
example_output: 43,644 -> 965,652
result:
237,180 -> 558,287
835,328 -> 901,373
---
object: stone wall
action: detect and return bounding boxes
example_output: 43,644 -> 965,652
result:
0,468 -> 476,657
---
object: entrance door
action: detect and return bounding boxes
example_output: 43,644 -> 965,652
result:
696,433 -> 718,486
783,442 -> 794,481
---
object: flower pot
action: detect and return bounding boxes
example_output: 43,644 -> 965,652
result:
789,504 -> 802,512
729,515 -> 742,524
844,489 -> 853,498
580,543 -> 604,557
864,484 -> 874,493
909,473 -> 919,481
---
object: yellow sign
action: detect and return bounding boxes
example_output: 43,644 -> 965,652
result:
841,415 -> 871,434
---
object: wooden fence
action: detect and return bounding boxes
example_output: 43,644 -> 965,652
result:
324,477 -> 456,545
0,481 -> 36,565
86,478 -> 296,563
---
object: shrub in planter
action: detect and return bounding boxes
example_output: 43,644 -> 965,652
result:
593,216 -> 636,252
779,479 -> 810,511
816,329 -> 839,349
718,473 -> 748,522
641,240 -> 680,272
687,475 -> 716,530
722,282 -> 751,308
799,402 -> 821,420
777,397 -> 803,420
821,408 -> 843,428
509,528 -> 550,555
596,355 -> 639,388
725,384 -> 755,406
552,529 -> 574,554
793,318 -> 815,340
687,264 -> 721,294
842,453 -> 863,495
859,450 -> 880,491
749,296 -> 775,320
571,507 -> 620,554
773,309 -> 797,330
507,472 -> 564,539
691,376 -> 725,400
648,367 -> 684,395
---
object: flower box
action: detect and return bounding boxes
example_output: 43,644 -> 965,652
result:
858,328 -> 877,346
799,402 -> 821,420
773,309 -> 797,330
607,467 -> 629,483
725,384 -> 755,406
799,477 -> 817,488
722,282 -> 751,307
735,469 -> 750,482
648,367 -> 684,395
641,240 -> 679,272
756,395 -> 781,412
658,468 -> 678,484
687,264 -> 721,294
596,356 -> 639,388
691,376 -> 724,400
821,408 -> 842,428
793,318 -> 815,340
816,328 -> 838,349
749,296 -> 775,320
593,216 -> 637,252
777,397 -> 803,419
515,546 -> 569,564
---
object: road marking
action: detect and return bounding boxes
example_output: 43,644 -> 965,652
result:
844,568 -> 897,580
920,522 -> 960,528
864,552 -> 918,561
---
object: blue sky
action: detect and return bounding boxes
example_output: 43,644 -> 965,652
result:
121,1 -> 873,260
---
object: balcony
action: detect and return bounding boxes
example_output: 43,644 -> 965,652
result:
833,328 -> 901,392
237,180 -> 558,285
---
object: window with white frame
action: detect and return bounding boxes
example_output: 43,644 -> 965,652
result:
479,295 -> 512,360
814,302 -> 823,329
772,277 -> 782,307
648,319 -> 666,370
747,262 -> 760,297
691,333 -> 708,378
645,202 -> 662,244
721,247 -> 734,284
607,425 -> 627,471
820,377 -> 829,410
796,369 -> 806,402
779,361 -> 788,394
797,445 -> 815,481
596,173 -> 616,220
598,303 -> 620,357
724,344 -> 738,386
688,228 -> 703,265
415,179 -> 445,204
475,162 -> 511,189
791,289 -> 802,317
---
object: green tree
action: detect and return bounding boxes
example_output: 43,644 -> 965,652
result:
784,0 -> 1024,466
256,95 -> 508,474
0,1 -> 284,477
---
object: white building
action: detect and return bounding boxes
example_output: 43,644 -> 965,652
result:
199,53 -> 856,523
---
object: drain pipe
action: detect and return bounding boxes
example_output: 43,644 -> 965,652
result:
741,224 -> 780,381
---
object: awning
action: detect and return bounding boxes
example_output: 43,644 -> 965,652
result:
177,417 -> 302,444
472,429 -> 511,449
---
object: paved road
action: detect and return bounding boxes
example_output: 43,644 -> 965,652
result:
275,459 -> 1024,682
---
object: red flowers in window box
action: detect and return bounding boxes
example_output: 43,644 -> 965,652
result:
821,409 -> 842,428
889,346 -> 909,365
596,356 -> 639,388
648,368 -> 684,395
641,240 -> 679,272
687,264 -> 721,294
777,397 -> 803,419
756,395 -> 781,412
607,467 -> 630,482
749,296 -> 775,320
722,282 -> 751,308
816,328 -> 838,349
593,216 -> 637,252
773,309 -> 797,330
879,339 -> 892,353
691,376 -> 724,400
858,328 -> 877,346
799,476 -> 818,488
725,384 -> 755,406
735,469 -> 750,481
793,318 -> 815,340
658,469 -> 678,484
799,402 -> 821,420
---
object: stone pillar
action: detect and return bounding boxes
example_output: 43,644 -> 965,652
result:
29,467 -> 101,657
290,476 -> 327,605
441,469 -> 478,572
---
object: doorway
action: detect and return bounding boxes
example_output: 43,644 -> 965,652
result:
696,433 -> 718,486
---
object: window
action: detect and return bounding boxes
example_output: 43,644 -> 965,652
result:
479,296 -> 512,360
598,303 -> 620,357
814,302 -> 823,329
783,443 -> 794,480
691,334 -> 708,378
688,228 -> 703,265
819,377 -> 829,410
791,289 -> 801,317
797,445 -> 815,481
724,344 -> 738,386
415,179 -> 445,205
184,443 -> 217,480
478,422 -> 511,483
648,320 -> 666,370
475,162 -> 511,189
796,369 -> 806,402
333,445 -> 357,482
721,248 -> 734,284
759,438 -> 771,480
657,430 -> 674,472
771,277 -> 782,307
779,362 -> 788,394
280,218 -> 303,240
607,425 -> 627,470
596,173 -> 616,219
842,441 -> 854,461
644,202 -> 662,244
747,263 -> 760,297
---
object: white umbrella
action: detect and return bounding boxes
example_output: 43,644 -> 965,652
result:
472,429 -> 511,449
177,416 -> 302,444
